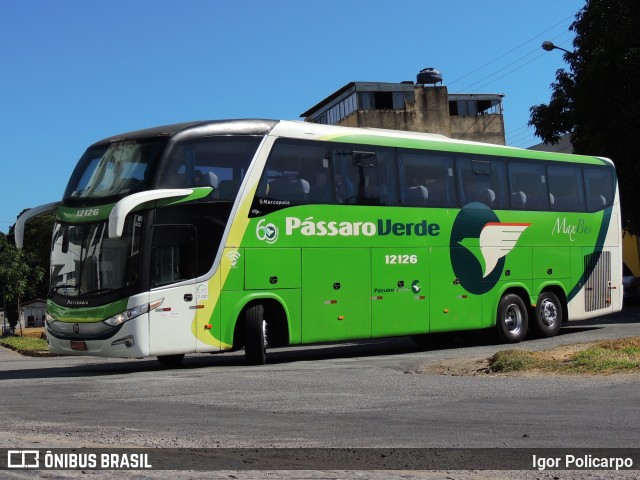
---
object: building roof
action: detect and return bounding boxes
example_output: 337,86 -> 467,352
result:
300,81 -> 417,118
20,299 -> 46,307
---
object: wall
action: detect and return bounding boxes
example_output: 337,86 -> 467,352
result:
336,85 -> 505,145
341,86 -> 451,136
450,114 -> 506,145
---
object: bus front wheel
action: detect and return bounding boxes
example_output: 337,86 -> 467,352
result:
245,304 -> 267,365
496,293 -> 528,343
533,291 -> 563,337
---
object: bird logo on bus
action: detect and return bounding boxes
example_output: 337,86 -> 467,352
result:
451,203 -> 531,294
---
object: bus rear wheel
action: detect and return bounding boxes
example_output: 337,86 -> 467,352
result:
496,293 -> 528,343
245,304 -> 267,365
157,353 -> 185,368
533,291 -> 563,337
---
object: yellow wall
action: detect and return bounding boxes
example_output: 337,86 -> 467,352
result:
623,231 -> 640,275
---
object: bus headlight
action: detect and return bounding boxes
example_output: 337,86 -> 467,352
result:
104,298 -> 164,327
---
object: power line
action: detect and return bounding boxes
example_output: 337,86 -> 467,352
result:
505,123 -> 531,136
507,128 -> 536,144
456,31 -> 573,93
448,14 -> 576,87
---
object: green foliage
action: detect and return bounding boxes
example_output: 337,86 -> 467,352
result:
490,349 -> 537,372
0,335 -> 48,354
489,337 -> 640,374
529,0 -> 640,233
0,207 -> 54,328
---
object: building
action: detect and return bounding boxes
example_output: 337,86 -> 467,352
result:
0,308 -> 7,335
301,77 -> 505,145
19,299 -> 46,328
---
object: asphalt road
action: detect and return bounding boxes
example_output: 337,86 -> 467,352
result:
1,306 -> 639,479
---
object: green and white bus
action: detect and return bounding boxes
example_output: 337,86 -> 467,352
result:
16,119 -> 622,365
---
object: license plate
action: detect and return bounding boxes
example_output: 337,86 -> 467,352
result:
70,340 -> 87,351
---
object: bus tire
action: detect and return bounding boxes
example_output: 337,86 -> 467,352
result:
533,291 -> 563,337
245,304 -> 267,365
496,293 -> 528,343
157,353 -> 185,368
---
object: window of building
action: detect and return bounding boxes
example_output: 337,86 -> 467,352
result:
373,91 -> 393,109
449,98 -> 502,116
358,91 -> 402,110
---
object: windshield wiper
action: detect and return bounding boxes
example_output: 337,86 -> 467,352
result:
82,288 -> 117,296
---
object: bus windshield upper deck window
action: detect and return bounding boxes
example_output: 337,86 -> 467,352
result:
64,140 -> 164,200
157,136 -> 261,200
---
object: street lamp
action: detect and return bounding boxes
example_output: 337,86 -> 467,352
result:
541,41 -> 572,55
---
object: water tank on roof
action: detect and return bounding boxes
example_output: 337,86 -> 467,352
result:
417,68 -> 442,85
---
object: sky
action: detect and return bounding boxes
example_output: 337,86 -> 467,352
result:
0,0 -> 585,234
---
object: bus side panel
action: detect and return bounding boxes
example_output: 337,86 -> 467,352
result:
429,247 -> 482,332
245,248 -> 301,290
532,246 -> 571,299
503,246 -> 533,283
301,248 -> 371,343
148,283 -> 197,356
371,247 -> 429,337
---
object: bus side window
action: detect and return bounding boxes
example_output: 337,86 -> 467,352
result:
508,162 -> 549,210
398,150 -> 455,207
150,225 -> 197,288
584,166 -> 614,212
258,139 -> 332,204
159,147 -> 189,188
456,156 -> 507,209
547,165 -> 586,212
159,137 -> 258,195
334,148 -> 396,206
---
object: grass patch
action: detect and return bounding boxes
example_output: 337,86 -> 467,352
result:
489,337 -> 640,374
0,335 -> 49,355
490,349 -> 539,372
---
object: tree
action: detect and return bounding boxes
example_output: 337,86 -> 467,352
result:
0,208 -> 52,332
8,210 -> 55,300
529,0 -> 640,233
0,235 -> 44,331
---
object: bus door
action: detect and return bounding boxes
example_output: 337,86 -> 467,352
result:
301,248 -> 371,343
148,225 -> 198,355
371,248 -> 429,336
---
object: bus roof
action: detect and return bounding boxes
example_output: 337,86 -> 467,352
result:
88,119 -> 612,167
271,120 -> 613,167
89,119 -> 278,147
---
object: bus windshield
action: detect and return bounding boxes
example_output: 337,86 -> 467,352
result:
50,214 -> 144,298
64,139 -> 166,200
